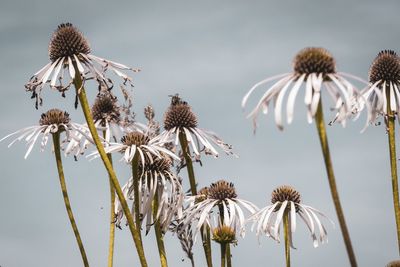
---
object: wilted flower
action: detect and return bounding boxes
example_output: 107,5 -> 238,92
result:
25,23 -> 139,108
248,185 -> 333,248
0,109 -> 90,158
242,47 -> 365,130
361,50 -> 400,124
212,225 -> 237,245
115,156 -> 184,233
155,95 -> 235,158
179,180 -> 257,240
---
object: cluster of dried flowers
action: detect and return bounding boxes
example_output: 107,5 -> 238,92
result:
2,22 -> 400,267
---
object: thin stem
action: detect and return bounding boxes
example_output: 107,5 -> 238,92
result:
52,133 -> 89,267
72,65 -> 148,267
283,211 -> 290,267
220,243 -> 226,267
153,189 -> 168,267
385,84 -> 400,255
131,153 -> 142,242
226,245 -> 232,267
178,131 -> 213,267
315,100 -> 357,267
103,131 -> 115,267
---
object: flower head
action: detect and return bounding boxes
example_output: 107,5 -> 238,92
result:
361,50 -> 400,124
248,185 -> 333,248
115,156 -> 184,233
0,109 -> 90,158
178,180 -> 257,240
212,225 -> 237,245
155,95 -> 235,158
25,23 -> 139,108
242,47 -> 365,130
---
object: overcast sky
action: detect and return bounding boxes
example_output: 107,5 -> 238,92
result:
1,1 -> 400,266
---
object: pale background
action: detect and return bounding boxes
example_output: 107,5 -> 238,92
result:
0,1 -> 399,266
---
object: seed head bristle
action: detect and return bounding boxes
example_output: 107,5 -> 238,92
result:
271,185 -> 301,204
164,96 -> 198,130
387,260 -> 400,267
121,132 -> 150,147
49,23 -> 91,62
369,50 -> 400,85
39,108 -> 70,127
139,156 -> 172,175
212,225 -> 237,244
91,94 -> 120,126
208,180 -> 237,200
293,47 -> 336,76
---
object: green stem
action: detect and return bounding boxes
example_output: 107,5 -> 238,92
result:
153,190 -> 168,267
131,153 -> 143,242
103,131 -> 115,267
52,133 -> 89,267
315,100 -> 357,267
283,211 -> 290,267
385,85 -> 400,255
226,245 -> 231,267
220,243 -> 226,267
72,65 -> 148,267
178,131 -> 213,267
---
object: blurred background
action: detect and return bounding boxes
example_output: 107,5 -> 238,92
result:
1,0 -> 399,266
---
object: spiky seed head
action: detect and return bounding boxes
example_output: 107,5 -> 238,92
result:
49,23 -> 91,62
195,187 -> 209,203
91,94 -> 120,126
293,47 -> 336,77
121,132 -> 150,147
387,260 -> 400,267
208,180 -> 237,200
39,109 -> 71,128
164,101 -> 198,130
139,156 -> 172,176
369,50 -> 400,85
271,185 -> 301,204
212,225 -> 237,245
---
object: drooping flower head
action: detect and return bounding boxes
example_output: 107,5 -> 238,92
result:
179,180 -> 257,240
242,47 -> 365,130
0,109 -> 90,158
361,50 -> 400,124
115,155 -> 184,234
248,185 -> 333,248
25,23 -> 139,108
155,95 -> 235,158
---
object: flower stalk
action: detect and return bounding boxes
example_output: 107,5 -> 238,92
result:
283,211 -> 290,267
178,131 -> 213,267
72,64 -> 148,267
153,191 -> 168,267
131,153 -> 143,242
220,243 -> 227,267
385,84 -> 400,255
52,132 -> 89,267
315,100 -> 357,267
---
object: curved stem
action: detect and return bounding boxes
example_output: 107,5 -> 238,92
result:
178,131 -> 213,267
52,133 -> 89,267
283,211 -> 290,267
131,153 -> 142,242
72,66 -> 148,267
315,100 -> 357,267
153,190 -> 168,267
385,85 -> 400,255
103,131 -> 116,267
220,243 -> 226,267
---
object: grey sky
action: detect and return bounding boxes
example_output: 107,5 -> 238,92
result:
1,0 -> 399,266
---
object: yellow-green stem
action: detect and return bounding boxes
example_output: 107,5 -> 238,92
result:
283,211 -> 290,267
52,133 -> 89,267
103,131 -> 115,267
178,131 -> 213,267
72,65 -> 148,267
385,85 -> 400,255
226,245 -> 232,267
315,100 -> 357,267
220,243 -> 226,267
153,190 -> 168,267
131,153 -> 143,242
